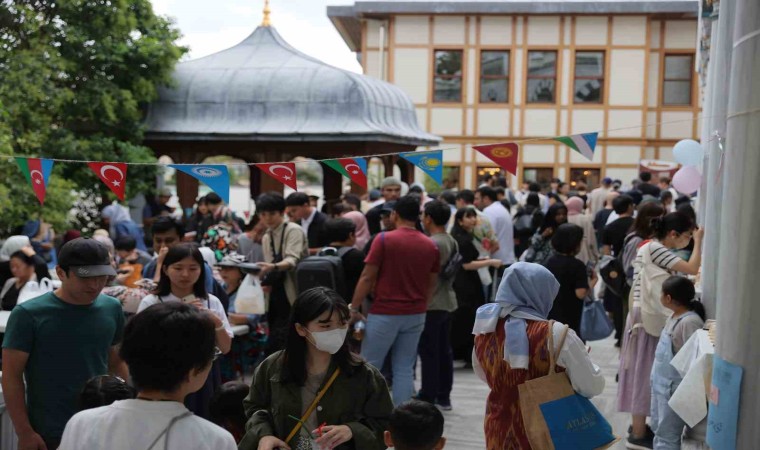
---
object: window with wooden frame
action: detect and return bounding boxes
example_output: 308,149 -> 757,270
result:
479,50 -> 509,103
433,50 -> 463,102
662,54 -> 694,106
526,51 -> 557,103
574,51 -> 605,103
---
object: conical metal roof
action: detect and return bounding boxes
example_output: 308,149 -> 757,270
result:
145,26 -> 440,146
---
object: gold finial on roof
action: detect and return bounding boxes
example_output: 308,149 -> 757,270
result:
261,0 -> 272,27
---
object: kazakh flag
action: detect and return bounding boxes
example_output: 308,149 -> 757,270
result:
400,150 -> 443,186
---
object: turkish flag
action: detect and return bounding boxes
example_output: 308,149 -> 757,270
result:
256,162 -> 298,190
338,158 -> 367,189
88,162 -> 128,200
472,143 -> 519,176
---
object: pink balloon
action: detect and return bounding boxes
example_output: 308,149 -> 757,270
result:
673,166 -> 702,194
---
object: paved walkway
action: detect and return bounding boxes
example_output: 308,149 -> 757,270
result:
435,335 -> 629,449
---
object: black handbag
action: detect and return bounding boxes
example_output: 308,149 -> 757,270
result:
260,224 -> 288,287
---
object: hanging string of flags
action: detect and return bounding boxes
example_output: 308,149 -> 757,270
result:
10,131 -> 602,205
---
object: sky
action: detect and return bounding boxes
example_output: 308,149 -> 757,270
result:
151,0 -> 362,73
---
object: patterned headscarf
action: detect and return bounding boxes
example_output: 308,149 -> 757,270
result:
473,262 -> 559,369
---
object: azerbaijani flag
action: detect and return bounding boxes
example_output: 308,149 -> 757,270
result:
323,158 -> 368,189
553,133 -> 598,161
16,157 -> 54,205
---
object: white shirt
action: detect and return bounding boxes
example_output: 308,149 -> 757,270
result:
483,202 -> 515,264
59,399 -> 237,450
301,207 -> 318,235
473,322 -> 605,399
138,293 -> 233,338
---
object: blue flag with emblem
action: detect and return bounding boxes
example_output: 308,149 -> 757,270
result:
400,150 -> 443,186
169,164 -> 230,204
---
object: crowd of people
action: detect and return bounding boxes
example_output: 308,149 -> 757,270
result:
0,171 -> 705,450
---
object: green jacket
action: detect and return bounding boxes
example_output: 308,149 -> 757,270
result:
238,351 -> 393,450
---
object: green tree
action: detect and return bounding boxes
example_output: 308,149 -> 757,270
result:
0,0 -> 186,232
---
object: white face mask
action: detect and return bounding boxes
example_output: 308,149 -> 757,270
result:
307,327 -> 348,354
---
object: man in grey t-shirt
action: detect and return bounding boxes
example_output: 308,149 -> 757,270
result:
417,201 -> 458,410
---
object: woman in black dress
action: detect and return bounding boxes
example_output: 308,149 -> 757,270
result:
544,223 -> 598,336
450,207 -> 502,366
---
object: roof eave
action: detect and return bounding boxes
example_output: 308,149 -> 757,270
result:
144,131 -> 441,147
327,6 -> 362,52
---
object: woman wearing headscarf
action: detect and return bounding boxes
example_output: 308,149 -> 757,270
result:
473,263 -> 605,449
342,211 -> 371,251
0,236 -> 50,288
522,203 -> 568,265
102,203 -> 147,251
566,196 -> 599,265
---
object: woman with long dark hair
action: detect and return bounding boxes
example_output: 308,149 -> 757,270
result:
513,193 -> 544,258
522,203 -> 568,265
450,207 -> 502,367
239,287 -> 392,450
617,212 -> 703,449
138,243 -> 233,419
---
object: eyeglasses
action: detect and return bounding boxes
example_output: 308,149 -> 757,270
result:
212,347 -> 223,362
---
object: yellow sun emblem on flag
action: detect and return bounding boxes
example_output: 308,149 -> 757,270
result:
420,157 -> 440,170
491,147 -> 514,158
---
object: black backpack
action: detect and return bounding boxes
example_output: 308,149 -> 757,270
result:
599,234 -> 636,297
439,239 -> 463,281
296,246 -> 352,298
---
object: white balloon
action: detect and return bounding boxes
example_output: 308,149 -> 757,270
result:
673,139 -> 704,167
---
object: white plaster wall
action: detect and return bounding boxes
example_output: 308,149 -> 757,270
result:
560,109 -> 569,135
466,109 -> 474,135
609,50 -> 646,106
522,145 -> 556,164
571,109 -> 605,135
469,16 -> 477,44
607,110 -> 643,138
647,111 -> 658,139
660,111 -> 695,139
433,16 -> 466,45
515,17 -> 524,45
524,109 -> 557,136
394,16 -> 429,44
443,145 -> 462,163
366,20 -> 386,48
612,16 -> 647,46
574,17 -> 608,46
606,146 -> 643,164
364,50 -> 388,79
416,108 -> 428,131
561,49 -> 571,105
477,109 -> 511,136
527,16 -> 560,45
643,147 -> 657,160
393,48 -> 429,104
480,16 -> 512,45
513,108 -> 522,135
651,21 -> 661,48
648,52 -> 660,107
664,21 -> 697,49
430,108 -> 463,136
467,48 -> 476,105
513,49 -> 524,105
659,146 -> 675,161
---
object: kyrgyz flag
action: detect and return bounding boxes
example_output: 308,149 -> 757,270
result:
88,162 -> 128,201
256,162 -> 298,191
169,164 -> 230,203
323,158 -> 367,189
16,157 -> 54,205
400,150 -> 443,186
553,132 -> 598,161
472,143 -> 519,175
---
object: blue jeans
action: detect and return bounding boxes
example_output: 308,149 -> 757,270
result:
362,313 -> 425,406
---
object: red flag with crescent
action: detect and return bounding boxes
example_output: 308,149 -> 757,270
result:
338,158 -> 367,189
256,162 -> 298,190
472,143 -> 519,176
88,162 -> 128,200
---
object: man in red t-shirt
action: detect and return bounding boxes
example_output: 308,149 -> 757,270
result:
350,195 -> 439,405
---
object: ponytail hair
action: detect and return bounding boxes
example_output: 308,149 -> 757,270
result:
661,275 -> 706,321
650,211 -> 694,241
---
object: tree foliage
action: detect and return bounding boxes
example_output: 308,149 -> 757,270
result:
0,0 -> 186,233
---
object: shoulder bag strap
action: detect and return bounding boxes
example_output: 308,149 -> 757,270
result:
145,411 -> 193,450
285,367 -> 341,444
548,320 -> 570,373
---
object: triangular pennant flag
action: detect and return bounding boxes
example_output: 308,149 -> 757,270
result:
88,162 -> 128,201
323,160 -> 350,178
256,162 -> 298,190
553,132 -> 598,161
16,157 -> 54,205
400,150 -> 443,186
339,158 -> 368,189
169,164 -> 230,203
472,143 -> 519,175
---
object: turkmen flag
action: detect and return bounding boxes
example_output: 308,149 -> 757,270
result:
554,132 -> 598,161
16,157 -> 54,205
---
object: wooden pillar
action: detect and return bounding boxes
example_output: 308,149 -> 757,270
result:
172,151 -> 200,216
382,156 -> 395,178
321,162 -> 343,213
395,156 -> 415,185
252,150 -> 285,197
